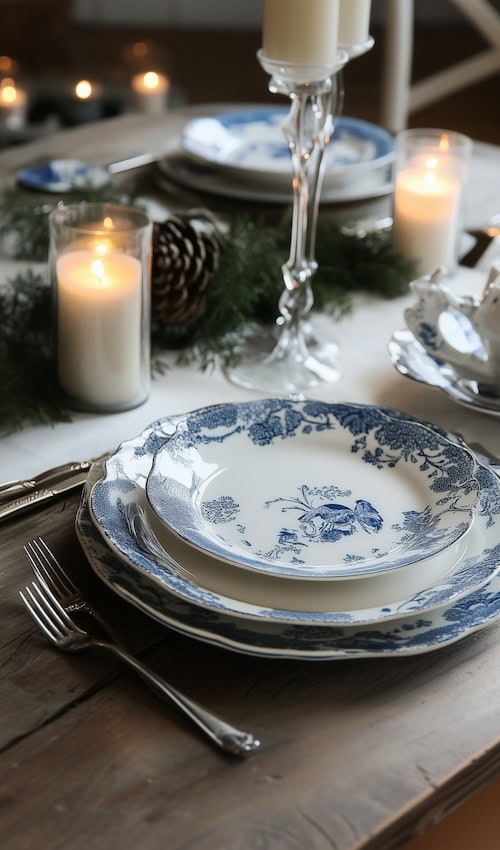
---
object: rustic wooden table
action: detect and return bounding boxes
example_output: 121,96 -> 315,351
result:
1,109 -> 499,850
2,489 -> 499,850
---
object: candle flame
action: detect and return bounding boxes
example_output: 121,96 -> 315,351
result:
91,259 -> 106,284
439,134 -> 450,152
75,80 -> 93,100
143,71 -> 160,90
95,243 -> 108,256
103,216 -> 114,230
0,83 -> 16,104
425,157 -> 438,170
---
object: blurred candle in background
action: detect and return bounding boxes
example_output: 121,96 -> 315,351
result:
65,79 -> 103,125
393,129 -> 472,276
338,0 -> 372,48
0,55 -> 19,75
131,70 -> 169,115
0,77 -> 28,129
262,0 -> 340,66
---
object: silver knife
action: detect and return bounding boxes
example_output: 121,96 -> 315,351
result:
0,468 -> 90,522
0,456 -> 106,504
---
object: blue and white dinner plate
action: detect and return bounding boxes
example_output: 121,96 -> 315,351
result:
78,438 -> 500,659
181,109 -> 394,184
87,403 -> 499,632
146,400 -> 478,580
389,329 -> 500,418
156,150 -> 393,204
17,159 -> 110,193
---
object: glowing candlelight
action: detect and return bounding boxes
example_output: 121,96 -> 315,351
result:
393,130 -> 472,275
56,248 -> 143,406
65,78 -> 102,125
74,79 -> 93,100
131,70 -> 169,115
0,77 -> 28,129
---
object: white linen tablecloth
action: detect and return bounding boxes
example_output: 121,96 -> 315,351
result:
1,109 -> 499,480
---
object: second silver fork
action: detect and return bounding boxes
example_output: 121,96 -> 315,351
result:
24,537 -> 261,758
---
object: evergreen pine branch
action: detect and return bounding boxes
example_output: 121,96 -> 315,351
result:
0,270 -> 71,433
0,181 -> 417,432
0,183 -> 139,261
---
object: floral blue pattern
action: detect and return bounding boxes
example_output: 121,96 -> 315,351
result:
181,110 -> 394,176
88,402 -> 500,631
146,399 -> 479,579
264,485 -> 382,550
79,454 -> 500,659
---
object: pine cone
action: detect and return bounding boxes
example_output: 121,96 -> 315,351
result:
152,216 -> 220,326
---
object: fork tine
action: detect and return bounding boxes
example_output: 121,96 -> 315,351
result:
31,580 -> 73,633
32,578 -> 85,638
20,586 -> 61,643
24,537 -> 76,598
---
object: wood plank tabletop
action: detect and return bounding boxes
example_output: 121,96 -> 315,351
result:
1,489 -> 499,850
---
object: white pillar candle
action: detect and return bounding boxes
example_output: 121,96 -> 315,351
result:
393,165 -> 462,275
131,71 -> 169,115
263,0 -> 340,66
338,0 -> 372,47
56,250 -> 143,407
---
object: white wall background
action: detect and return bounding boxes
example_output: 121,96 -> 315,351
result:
72,0 -> 500,28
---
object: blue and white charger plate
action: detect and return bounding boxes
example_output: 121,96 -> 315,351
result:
389,330 -> 500,418
88,403 -> 499,630
17,159 -> 111,193
146,400 -> 478,580
181,109 -> 394,184
79,430 -> 500,659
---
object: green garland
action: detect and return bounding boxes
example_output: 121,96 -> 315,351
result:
0,182 -> 415,433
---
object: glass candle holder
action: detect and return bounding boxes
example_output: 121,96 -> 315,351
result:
393,128 -> 472,277
49,202 -> 152,412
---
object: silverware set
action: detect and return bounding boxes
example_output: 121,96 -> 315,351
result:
20,537 -> 261,758
0,456 -> 106,522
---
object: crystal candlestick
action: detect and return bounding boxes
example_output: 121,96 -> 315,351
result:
225,50 -> 347,395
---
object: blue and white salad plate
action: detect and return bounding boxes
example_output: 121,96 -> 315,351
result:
17,159 -> 110,193
181,109 -> 394,185
389,330 -> 500,418
78,415 -> 500,658
146,400 -> 478,580
87,403 -> 499,631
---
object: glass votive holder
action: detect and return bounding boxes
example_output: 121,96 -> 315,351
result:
392,128 -> 472,276
49,202 -> 152,413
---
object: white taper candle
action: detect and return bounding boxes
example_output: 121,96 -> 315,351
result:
263,0 -> 340,66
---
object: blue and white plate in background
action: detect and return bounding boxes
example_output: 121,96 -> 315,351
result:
17,159 -> 110,193
181,108 -> 394,186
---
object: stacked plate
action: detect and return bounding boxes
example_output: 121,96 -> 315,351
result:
389,327 -> 500,418
77,399 -> 500,660
156,107 -> 395,204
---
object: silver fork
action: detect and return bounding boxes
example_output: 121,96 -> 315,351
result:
20,561 -> 261,758
25,538 -> 118,638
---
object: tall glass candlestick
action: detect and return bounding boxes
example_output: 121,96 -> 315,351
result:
225,50 -> 347,394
